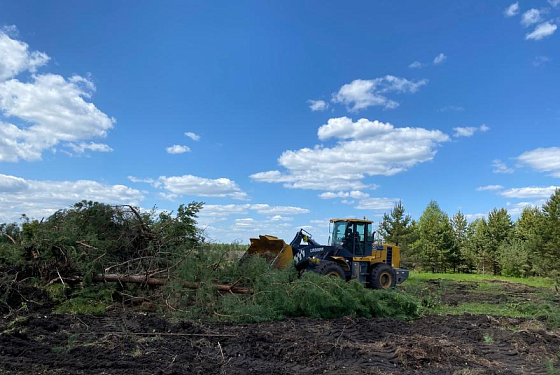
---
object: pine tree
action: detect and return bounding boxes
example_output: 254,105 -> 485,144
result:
413,201 -> 455,272
451,211 -> 468,272
486,208 -> 513,275
500,207 -> 543,276
464,218 -> 487,273
378,201 -> 413,246
538,189 -> 560,278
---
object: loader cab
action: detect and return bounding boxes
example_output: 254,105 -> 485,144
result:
329,219 -> 374,256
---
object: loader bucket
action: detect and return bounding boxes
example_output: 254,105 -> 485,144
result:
244,235 -> 293,269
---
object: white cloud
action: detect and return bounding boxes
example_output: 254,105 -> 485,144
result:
0,174 -> 144,222
476,185 -> 504,191
465,213 -> 487,221
0,74 -> 115,162
517,147 -> 560,177
0,30 -> 114,162
533,56 -> 551,66
250,170 -> 372,191
549,0 -> 560,7
250,204 -> 309,215
251,117 -> 449,191
355,197 -> 399,210
408,61 -> 424,69
439,105 -> 465,112
307,99 -> 329,111
501,186 -> 560,199
504,2 -> 520,17
331,76 -> 428,112
314,190 -> 397,211
234,218 -> 255,228
157,175 -> 248,200
165,144 -> 190,154
1,25 -> 19,36
492,159 -> 514,174
319,190 -> 371,200
185,132 -> 201,141
453,127 -> 477,138
198,204 -> 309,218
506,201 -> 545,215
433,53 -> 447,65
521,9 -> 543,27
200,204 -> 252,217
127,176 -> 155,184
526,22 -> 557,40
198,204 -> 309,239
453,124 -> 489,138
67,142 -> 113,154
0,27 -> 49,81
310,219 -> 328,225
269,215 -> 293,222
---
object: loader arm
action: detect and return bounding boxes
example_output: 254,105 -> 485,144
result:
290,229 -> 321,249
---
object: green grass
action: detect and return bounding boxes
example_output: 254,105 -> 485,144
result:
400,271 -> 560,330
408,271 -> 554,288
431,302 -> 534,318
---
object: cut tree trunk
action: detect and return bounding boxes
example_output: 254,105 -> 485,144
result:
93,274 -> 252,294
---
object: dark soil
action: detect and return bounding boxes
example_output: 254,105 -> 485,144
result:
1,312 -> 559,374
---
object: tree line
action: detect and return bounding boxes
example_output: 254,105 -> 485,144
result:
377,189 -> 560,278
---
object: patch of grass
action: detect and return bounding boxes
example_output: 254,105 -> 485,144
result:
46,283 -> 70,302
546,360 -> 560,375
430,301 -> 560,328
409,271 -> 553,289
55,285 -> 114,315
401,272 -> 560,329
472,282 -> 508,294
52,334 -> 77,355
483,334 -> 494,344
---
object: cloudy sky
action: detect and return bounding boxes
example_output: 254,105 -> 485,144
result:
1,1 -> 559,243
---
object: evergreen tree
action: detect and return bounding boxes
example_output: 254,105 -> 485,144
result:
537,189 -> 560,278
464,218 -> 489,274
378,201 -> 413,247
512,206 -> 542,275
451,211 -> 468,272
499,238 -> 530,277
413,201 -> 455,272
486,208 -> 513,275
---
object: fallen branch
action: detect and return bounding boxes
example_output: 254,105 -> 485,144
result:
93,274 -> 252,294
104,256 -> 156,273
4,233 -> 16,244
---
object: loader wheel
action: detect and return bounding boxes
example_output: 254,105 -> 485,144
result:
314,262 -> 345,280
370,264 -> 396,289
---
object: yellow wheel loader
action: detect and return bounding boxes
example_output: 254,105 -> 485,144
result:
246,218 -> 408,289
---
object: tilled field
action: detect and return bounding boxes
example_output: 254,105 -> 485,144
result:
1,311 -> 559,375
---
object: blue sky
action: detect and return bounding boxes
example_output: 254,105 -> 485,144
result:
0,1 -> 559,243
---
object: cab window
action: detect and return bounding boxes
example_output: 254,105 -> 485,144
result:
331,221 -> 347,245
366,224 -> 374,242
354,223 -> 365,255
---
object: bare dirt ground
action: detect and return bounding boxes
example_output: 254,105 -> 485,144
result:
1,310 -> 559,375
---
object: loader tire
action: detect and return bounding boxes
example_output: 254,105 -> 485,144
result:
370,263 -> 396,289
314,262 -> 346,280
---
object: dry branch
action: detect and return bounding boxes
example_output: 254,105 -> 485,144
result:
93,274 -> 252,294
4,234 -> 16,244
